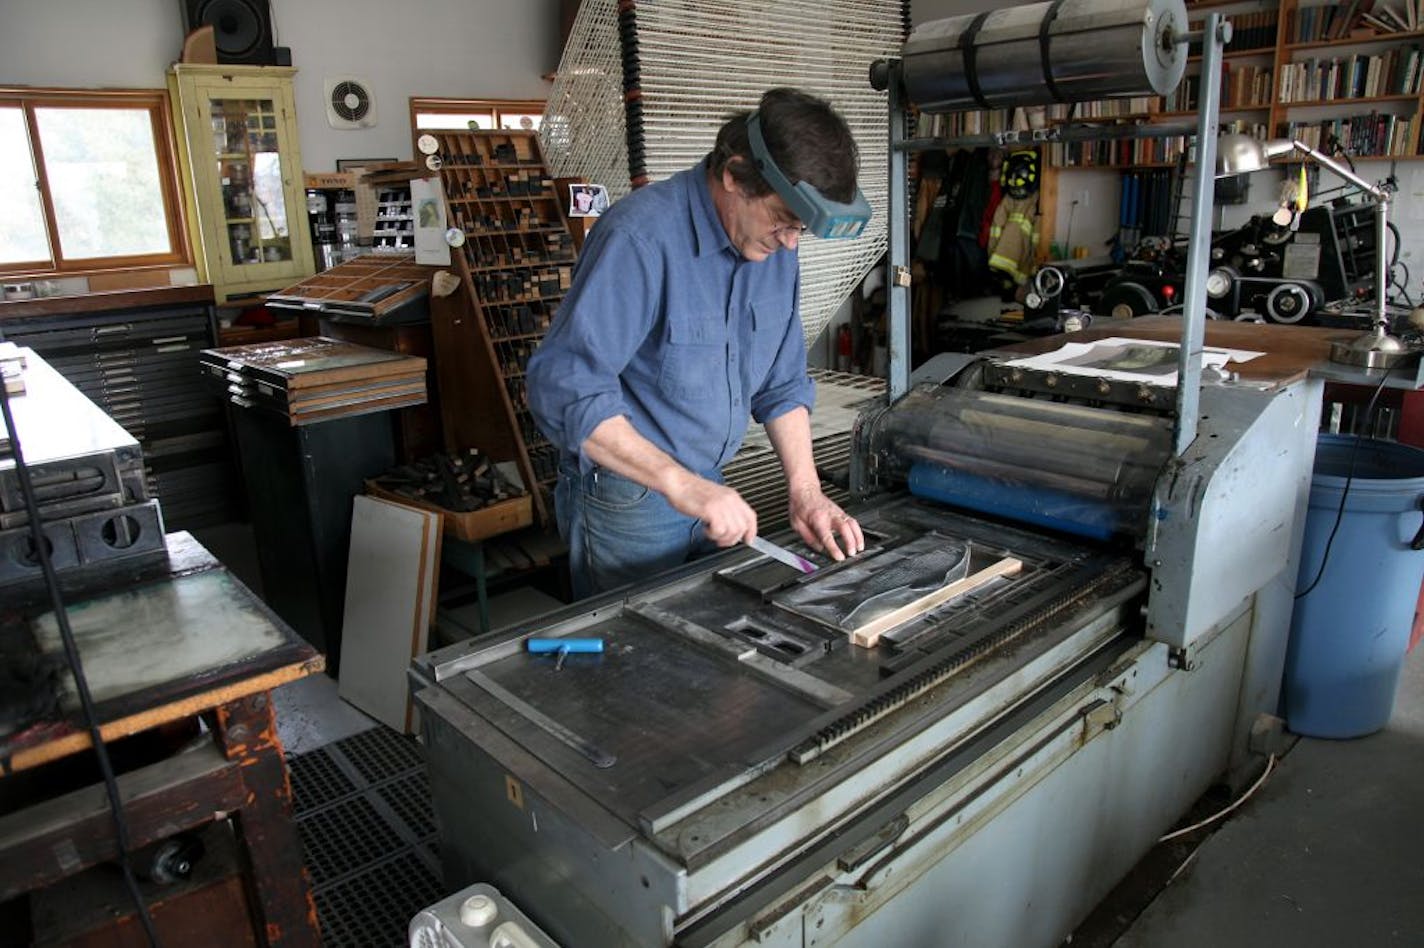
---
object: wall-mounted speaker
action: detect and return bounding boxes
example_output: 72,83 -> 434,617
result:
182,0 -> 276,66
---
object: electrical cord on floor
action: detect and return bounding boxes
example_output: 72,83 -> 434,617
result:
0,372 -> 162,946
1157,754 -> 1277,844
1295,366 -> 1397,601
1392,259 -> 1414,309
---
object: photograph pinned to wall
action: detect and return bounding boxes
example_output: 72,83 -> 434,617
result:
569,183 -> 610,218
410,176 -> 451,266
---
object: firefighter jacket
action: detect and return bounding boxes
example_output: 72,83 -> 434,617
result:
986,195 -> 1038,286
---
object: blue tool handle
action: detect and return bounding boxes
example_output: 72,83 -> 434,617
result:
526,638 -> 604,654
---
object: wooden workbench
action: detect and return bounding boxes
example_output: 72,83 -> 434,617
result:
0,532 -> 324,945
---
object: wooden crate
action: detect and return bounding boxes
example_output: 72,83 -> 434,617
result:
365,481 -> 533,542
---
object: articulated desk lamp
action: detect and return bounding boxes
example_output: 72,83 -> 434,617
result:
1216,132 -> 1413,369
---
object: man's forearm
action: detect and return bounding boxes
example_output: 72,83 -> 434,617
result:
583,415 -> 695,497
582,415 -> 759,544
765,406 -> 819,492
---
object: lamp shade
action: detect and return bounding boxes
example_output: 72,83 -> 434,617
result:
1216,133 -> 1296,176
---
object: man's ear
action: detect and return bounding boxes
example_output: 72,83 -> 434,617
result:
722,158 -> 753,198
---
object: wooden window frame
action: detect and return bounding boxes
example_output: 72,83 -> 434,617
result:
0,87 -> 192,279
408,96 -> 546,148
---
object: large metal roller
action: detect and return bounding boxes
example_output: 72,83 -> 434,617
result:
863,385 -> 1173,539
898,0 -> 1187,112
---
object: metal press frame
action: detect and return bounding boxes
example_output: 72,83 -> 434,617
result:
879,13 -> 1231,457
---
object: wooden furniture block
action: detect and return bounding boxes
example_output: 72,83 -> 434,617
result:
851,557 -> 1024,648
339,495 -> 442,732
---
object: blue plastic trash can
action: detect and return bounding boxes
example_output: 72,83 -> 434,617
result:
1284,435 -> 1424,738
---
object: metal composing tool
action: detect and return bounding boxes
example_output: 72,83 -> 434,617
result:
744,535 -> 817,574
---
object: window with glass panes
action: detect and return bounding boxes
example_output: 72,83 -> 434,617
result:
409,97 -> 545,146
0,89 -> 189,275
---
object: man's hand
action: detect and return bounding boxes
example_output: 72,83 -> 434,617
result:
668,473 -> 758,547
583,417 -> 757,547
788,484 -> 864,562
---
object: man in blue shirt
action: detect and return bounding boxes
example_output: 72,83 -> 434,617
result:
528,88 -> 866,598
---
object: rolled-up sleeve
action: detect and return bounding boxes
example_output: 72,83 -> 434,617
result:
527,226 -> 661,466
749,273 -> 815,424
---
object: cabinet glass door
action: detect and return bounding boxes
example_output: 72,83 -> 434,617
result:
209,97 -> 292,266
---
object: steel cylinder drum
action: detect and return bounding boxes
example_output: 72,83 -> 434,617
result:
901,0 -> 1188,112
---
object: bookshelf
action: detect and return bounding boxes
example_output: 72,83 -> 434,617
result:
1272,0 -> 1424,157
1014,0 -> 1424,170
911,0 -> 1424,263
426,130 -> 577,523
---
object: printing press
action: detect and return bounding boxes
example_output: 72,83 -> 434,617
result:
409,2 -> 1333,945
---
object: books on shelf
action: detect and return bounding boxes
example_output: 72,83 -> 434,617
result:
1279,111 -> 1417,156
1296,0 -> 1424,40
1190,10 -> 1278,53
1279,48 -> 1420,101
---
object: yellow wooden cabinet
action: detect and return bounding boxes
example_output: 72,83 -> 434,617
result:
168,64 -> 315,302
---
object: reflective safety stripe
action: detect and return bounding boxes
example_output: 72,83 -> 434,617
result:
989,252 -> 1026,281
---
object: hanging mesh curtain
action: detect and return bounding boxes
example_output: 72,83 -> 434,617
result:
541,0 -> 910,348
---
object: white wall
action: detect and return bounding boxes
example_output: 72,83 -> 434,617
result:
1,0 -> 562,171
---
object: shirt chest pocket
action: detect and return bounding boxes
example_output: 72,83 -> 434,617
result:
657,315 -> 728,400
746,297 -> 789,382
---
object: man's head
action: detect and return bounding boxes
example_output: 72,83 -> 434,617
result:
708,88 -> 859,261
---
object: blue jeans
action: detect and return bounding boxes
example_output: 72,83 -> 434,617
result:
555,460 -> 717,599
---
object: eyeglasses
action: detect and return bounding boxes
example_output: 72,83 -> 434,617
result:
771,220 -> 808,238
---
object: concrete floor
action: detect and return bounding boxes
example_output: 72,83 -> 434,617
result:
1115,649 -> 1424,947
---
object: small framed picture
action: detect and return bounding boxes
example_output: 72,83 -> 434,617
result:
568,183 -> 610,218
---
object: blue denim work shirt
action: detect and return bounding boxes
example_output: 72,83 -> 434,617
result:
527,159 -> 815,477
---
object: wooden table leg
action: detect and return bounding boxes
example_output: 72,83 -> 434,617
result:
212,693 -> 320,947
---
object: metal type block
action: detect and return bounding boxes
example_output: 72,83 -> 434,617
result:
0,450 -> 125,518
71,500 -> 165,565
0,519 -> 80,585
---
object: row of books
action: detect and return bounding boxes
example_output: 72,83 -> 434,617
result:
1296,0 -> 1424,41
1161,66 -> 1275,113
1046,120 -> 1270,168
1045,98 -> 1160,120
1279,112 -> 1419,156
1205,65 -> 1275,110
1279,48 -> 1423,101
917,109 -> 1020,139
1191,11 -> 1278,54
1047,137 -> 1192,168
